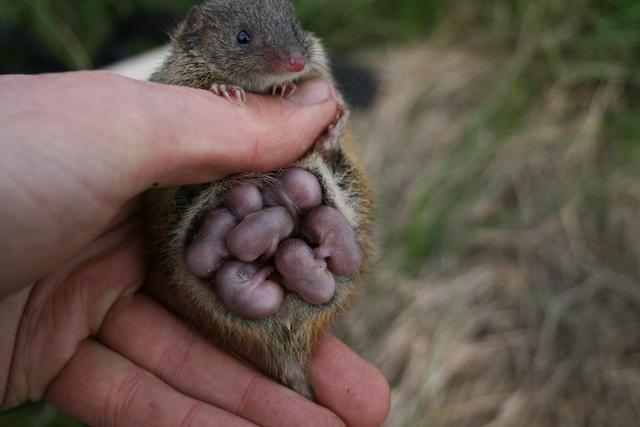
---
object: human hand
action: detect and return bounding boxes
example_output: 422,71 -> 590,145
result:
0,72 -> 390,426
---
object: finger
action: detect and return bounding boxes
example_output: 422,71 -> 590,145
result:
46,340 -> 256,427
5,231 -> 147,408
310,334 -> 391,427
137,78 -> 338,188
98,293 -> 346,427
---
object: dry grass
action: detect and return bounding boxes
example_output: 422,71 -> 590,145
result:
338,44 -> 640,427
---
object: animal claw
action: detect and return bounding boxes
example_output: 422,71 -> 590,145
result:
314,101 -> 350,155
210,83 -> 247,105
271,82 -> 298,98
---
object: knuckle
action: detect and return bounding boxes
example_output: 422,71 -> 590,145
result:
178,402 -> 203,427
235,373 -> 260,416
103,369 -> 148,427
154,331 -> 195,382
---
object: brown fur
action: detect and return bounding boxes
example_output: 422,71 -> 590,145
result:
146,0 -> 373,398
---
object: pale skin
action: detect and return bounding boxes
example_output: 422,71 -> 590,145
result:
0,72 -> 390,427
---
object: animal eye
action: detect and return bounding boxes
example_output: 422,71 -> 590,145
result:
237,30 -> 252,45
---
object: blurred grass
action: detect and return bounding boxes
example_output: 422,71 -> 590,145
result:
0,0 -> 440,72
0,402 -> 85,427
392,0 -> 640,271
1,0 -> 640,425
0,0 -> 191,71
2,0 -> 640,73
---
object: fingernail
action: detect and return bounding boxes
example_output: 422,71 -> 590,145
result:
288,80 -> 332,106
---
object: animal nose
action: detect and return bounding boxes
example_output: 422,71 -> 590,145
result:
286,56 -> 306,73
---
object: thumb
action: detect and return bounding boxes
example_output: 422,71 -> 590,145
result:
138,79 -> 338,189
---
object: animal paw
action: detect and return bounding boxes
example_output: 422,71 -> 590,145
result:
272,82 -> 298,98
315,102 -> 350,155
210,82 -> 247,104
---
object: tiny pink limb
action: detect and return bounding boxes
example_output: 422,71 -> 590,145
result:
227,206 -> 295,262
262,168 -> 323,217
275,239 -> 336,305
185,209 -> 237,278
215,261 -> 284,319
225,183 -> 264,221
304,206 -> 362,277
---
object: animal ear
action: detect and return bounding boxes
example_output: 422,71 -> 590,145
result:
186,5 -> 204,29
